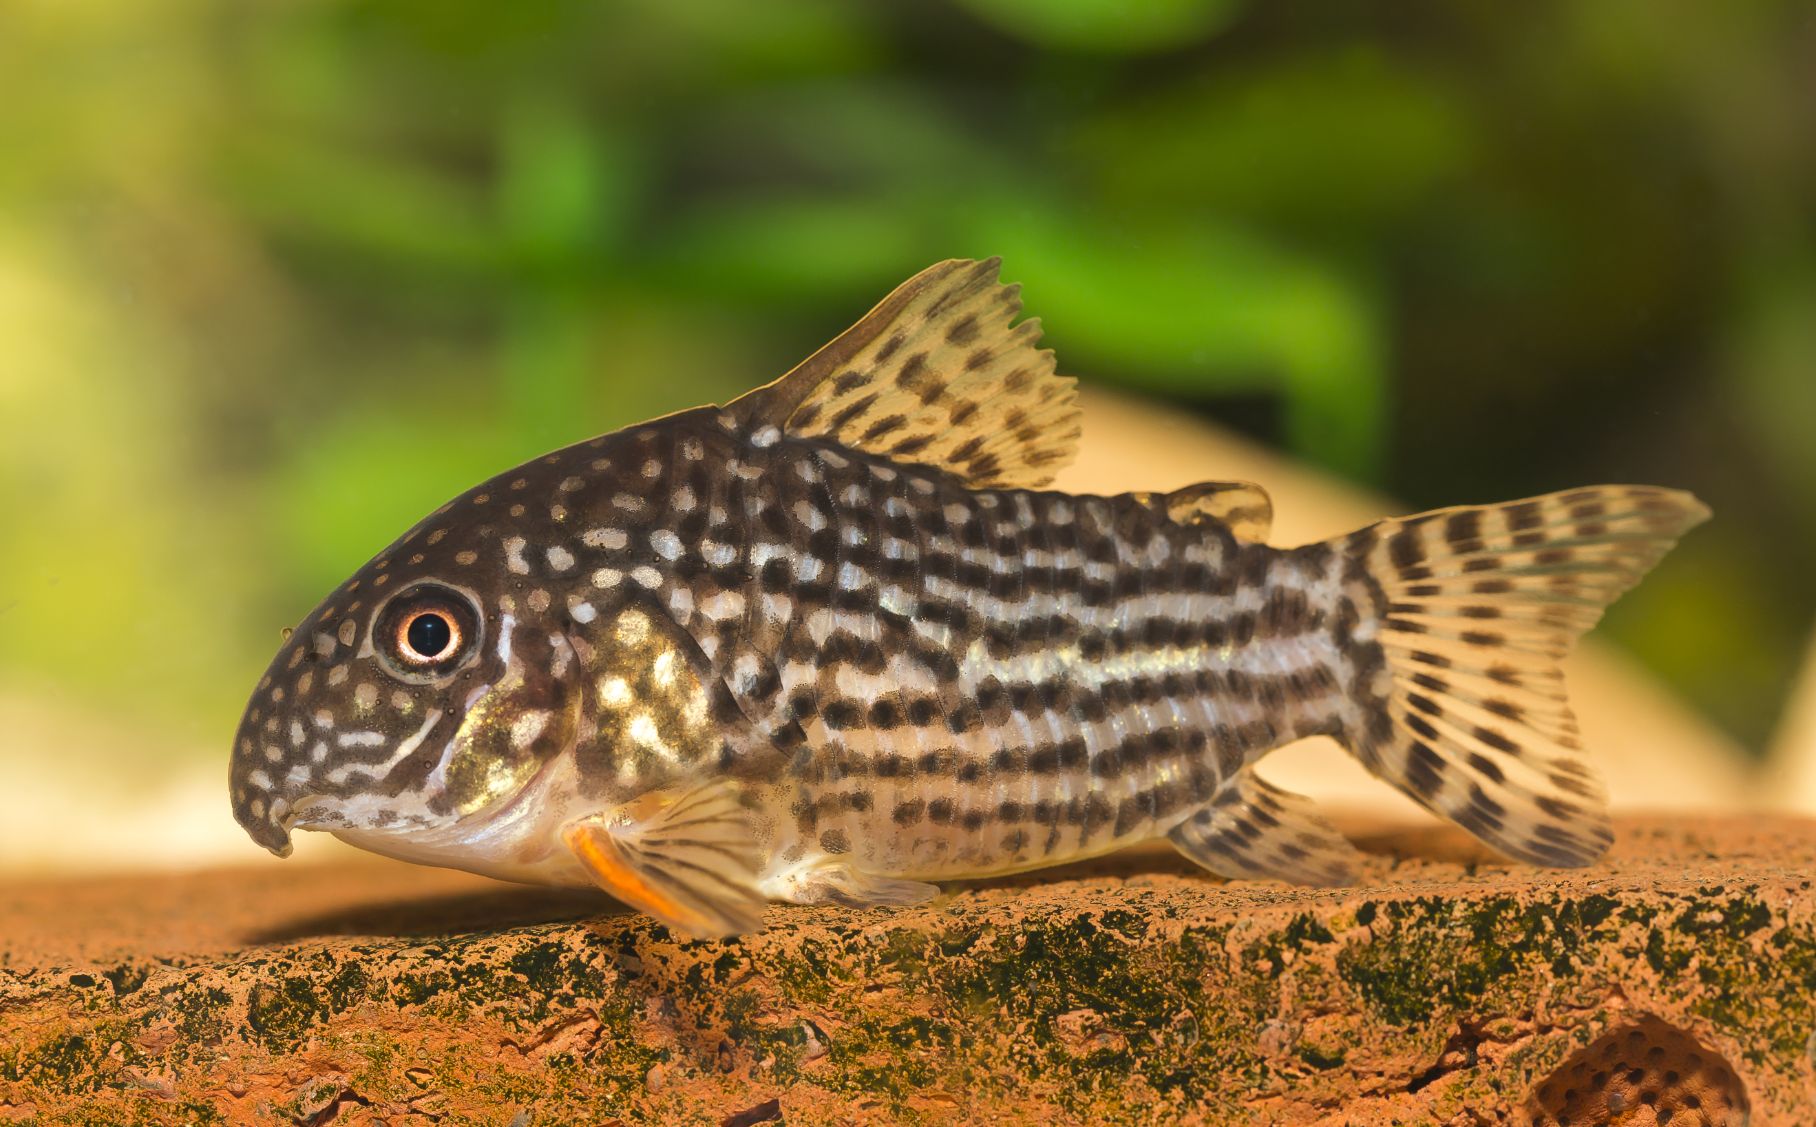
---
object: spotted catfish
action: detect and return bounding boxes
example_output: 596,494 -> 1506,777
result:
229,258 -> 1710,938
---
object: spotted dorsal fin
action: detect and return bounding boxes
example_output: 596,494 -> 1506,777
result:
728,257 -> 1082,489
1164,481 -> 1274,542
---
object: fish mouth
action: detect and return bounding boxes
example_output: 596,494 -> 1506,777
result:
238,793 -> 302,858
324,739 -> 584,874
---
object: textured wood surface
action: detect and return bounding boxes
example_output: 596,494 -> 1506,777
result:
2,816 -> 1811,1124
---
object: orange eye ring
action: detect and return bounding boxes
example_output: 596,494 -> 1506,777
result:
396,608 -> 460,664
373,583 -> 482,681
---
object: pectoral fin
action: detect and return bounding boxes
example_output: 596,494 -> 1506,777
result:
563,779 -> 768,940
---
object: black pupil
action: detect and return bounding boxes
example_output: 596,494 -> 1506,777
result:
406,612 -> 452,659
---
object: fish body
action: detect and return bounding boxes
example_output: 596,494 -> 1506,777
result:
230,259 -> 1710,938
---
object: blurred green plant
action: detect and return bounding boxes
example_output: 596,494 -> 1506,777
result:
954,0 -> 1241,54
0,0 -> 1810,755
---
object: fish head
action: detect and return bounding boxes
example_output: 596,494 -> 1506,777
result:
228,498 -> 587,859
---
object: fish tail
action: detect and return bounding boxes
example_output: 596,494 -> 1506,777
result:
1329,485 -> 1710,867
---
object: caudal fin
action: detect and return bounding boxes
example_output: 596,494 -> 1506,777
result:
1339,485 -> 1710,868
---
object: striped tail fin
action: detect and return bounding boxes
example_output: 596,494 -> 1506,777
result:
1339,485 -> 1710,867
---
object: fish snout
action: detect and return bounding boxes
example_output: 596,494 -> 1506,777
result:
241,797 -> 297,856
228,715 -> 306,857
229,780 -> 299,856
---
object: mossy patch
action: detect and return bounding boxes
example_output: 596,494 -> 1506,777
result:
1,1019 -> 143,1092
8,819 -> 1816,1122
1335,894 -> 1629,1028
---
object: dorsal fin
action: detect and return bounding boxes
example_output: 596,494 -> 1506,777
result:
1164,481 -> 1274,542
727,257 -> 1082,489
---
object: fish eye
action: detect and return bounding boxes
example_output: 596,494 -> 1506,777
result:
403,610 -> 455,662
373,583 -> 482,682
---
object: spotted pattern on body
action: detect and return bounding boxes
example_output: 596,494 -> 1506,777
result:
229,258 -> 1711,939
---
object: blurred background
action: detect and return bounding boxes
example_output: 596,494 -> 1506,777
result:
2,0 -> 1812,874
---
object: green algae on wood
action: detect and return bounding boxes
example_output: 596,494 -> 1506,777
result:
0,817 -> 1811,1124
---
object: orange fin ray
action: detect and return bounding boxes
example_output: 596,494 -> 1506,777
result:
563,779 -> 767,940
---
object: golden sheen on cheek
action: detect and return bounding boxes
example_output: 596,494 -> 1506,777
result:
442,672 -> 575,816
575,607 -> 719,790
444,701 -> 541,815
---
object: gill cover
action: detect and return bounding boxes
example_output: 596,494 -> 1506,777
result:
559,599 -> 774,939
441,615 -> 582,817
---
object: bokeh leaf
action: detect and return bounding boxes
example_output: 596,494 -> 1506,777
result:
953,0 -> 1242,54
958,188 -> 1385,477
1070,48 -> 1471,236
